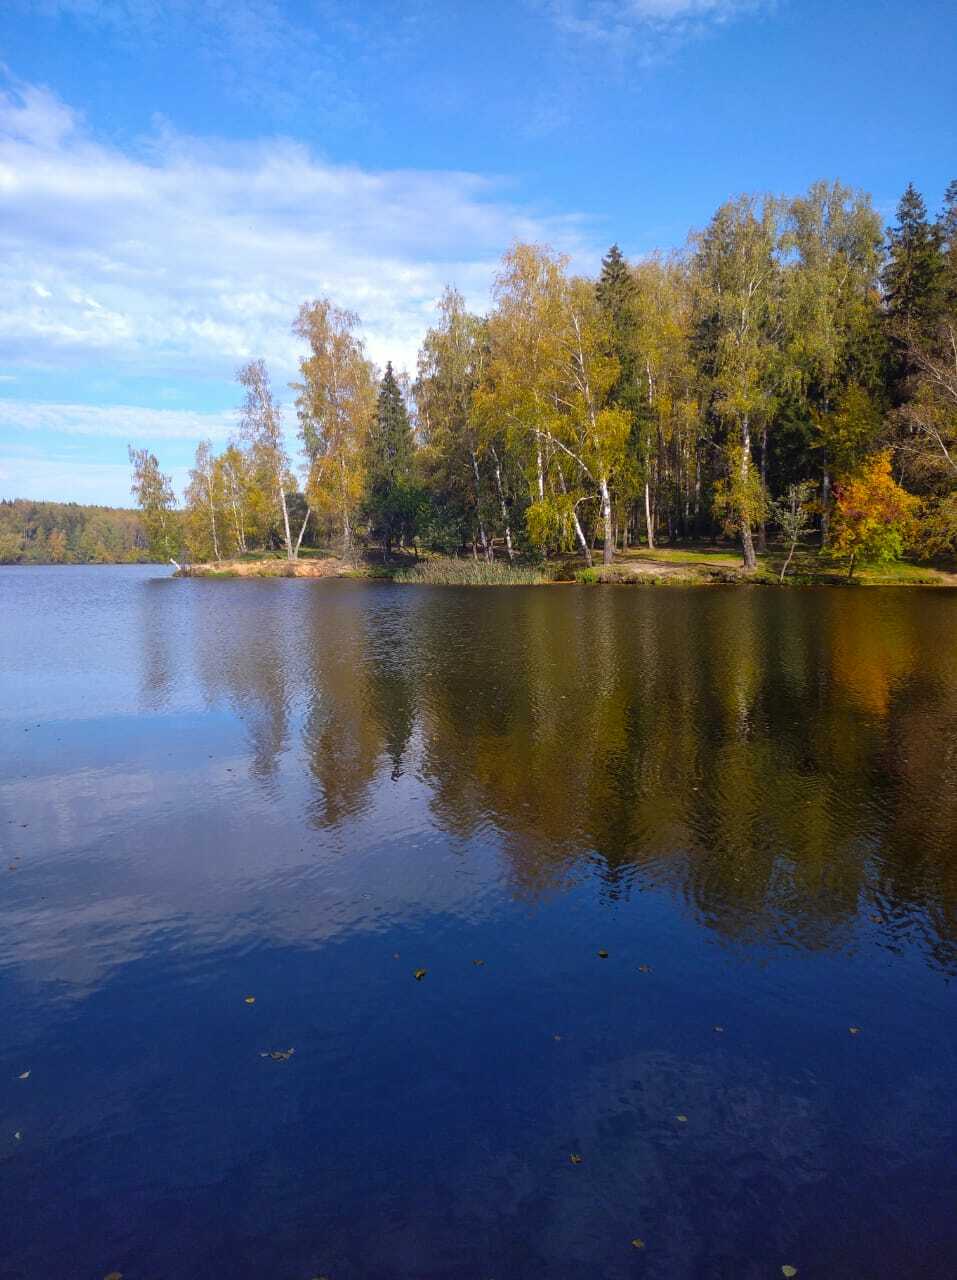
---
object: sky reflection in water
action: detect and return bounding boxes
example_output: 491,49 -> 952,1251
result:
1,566 -> 956,1279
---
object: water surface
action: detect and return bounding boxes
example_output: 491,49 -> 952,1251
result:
2,566 -> 956,1278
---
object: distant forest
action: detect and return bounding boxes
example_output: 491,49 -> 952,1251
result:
0,499 -> 151,564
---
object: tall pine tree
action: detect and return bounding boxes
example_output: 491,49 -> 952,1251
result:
363,362 -> 418,556
938,179 -> 957,311
883,183 -> 945,337
595,243 -> 640,410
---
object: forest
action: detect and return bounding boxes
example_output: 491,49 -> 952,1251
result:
126,179 -> 957,580
0,499 -> 150,564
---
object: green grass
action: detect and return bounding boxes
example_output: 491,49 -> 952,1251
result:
394,557 -> 547,586
624,545 -> 743,567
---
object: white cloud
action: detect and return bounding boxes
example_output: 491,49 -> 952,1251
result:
0,400 -> 237,441
0,78 -> 593,384
537,0 -> 768,47
0,452 -> 178,504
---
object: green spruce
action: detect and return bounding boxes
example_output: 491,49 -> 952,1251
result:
883,183 -> 945,337
364,361 -> 419,556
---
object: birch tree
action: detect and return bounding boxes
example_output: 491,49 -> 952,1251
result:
293,299 -> 376,559
237,359 -> 302,560
416,288 -> 508,559
184,439 -> 222,562
781,181 -> 883,542
693,196 -> 783,569
128,445 -> 181,563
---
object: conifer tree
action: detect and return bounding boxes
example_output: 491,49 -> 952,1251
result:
595,244 -> 639,404
883,183 -> 944,338
364,361 -> 417,556
938,179 -> 957,310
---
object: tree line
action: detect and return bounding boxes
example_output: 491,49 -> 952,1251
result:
0,499 -> 150,564
131,178 -> 957,575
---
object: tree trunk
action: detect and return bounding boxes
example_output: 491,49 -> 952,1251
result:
491,448 -> 514,562
294,507 -> 311,558
740,416 -> 757,571
644,481 -> 655,550
821,460 -> 831,547
600,476 -> 614,566
469,448 -> 490,560
205,473 -> 220,562
571,508 -> 591,566
757,424 -> 768,553
278,483 -> 294,560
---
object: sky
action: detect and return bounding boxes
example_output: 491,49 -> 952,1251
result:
1,0 -> 955,506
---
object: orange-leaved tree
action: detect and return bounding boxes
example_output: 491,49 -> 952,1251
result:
831,450 -> 917,579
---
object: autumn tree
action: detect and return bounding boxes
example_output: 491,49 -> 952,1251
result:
293,299 -> 376,559
184,439 -> 222,562
237,359 -> 303,561
554,275 -> 631,564
128,445 -> 181,562
693,196 -> 783,569
831,450 -> 917,579
629,255 -> 698,548
781,181 -> 884,542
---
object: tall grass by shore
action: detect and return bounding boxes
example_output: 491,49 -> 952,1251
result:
394,557 -> 547,586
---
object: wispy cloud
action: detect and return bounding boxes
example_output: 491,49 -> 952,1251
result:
0,76 -> 592,384
535,0 -> 770,55
13,0 -> 369,124
0,451 -> 177,504
0,400 -> 237,441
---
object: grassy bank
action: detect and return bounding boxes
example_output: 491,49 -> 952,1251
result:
176,545 -> 957,587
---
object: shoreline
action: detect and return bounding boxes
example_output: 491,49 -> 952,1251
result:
174,554 -> 957,588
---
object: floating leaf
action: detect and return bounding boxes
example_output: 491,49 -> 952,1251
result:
631,1238 -> 645,1250
244,996 -> 256,1005
782,1267 -> 797,1277
553,1034 -> 562,1042
13,1131 -> 21,1141
713,1025 -> 724,1033
569,1153 -> 583,1165
597,949 -> 609,959
260,1048 -> 295,1062
414,968 -> 427,981
472,959 -> 485,967
848,1026 -> 860,1036
638,964 -> 652,974
675,1114 -> 688,1123
18,1070 -> 30,1080
104,1273 -> 124,1280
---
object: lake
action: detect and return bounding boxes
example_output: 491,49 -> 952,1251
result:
2,565 -> 956,1279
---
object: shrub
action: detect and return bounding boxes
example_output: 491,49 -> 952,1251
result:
394,557 -> 546,586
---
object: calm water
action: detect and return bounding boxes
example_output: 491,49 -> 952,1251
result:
2,566 -> 956,1279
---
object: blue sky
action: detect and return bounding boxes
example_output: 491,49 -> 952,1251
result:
1,0 -> 955,505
